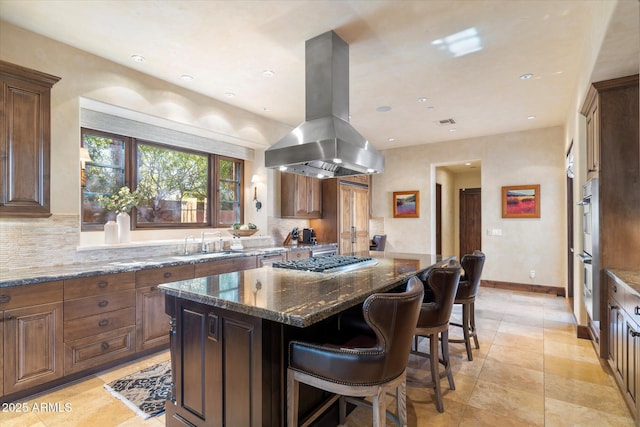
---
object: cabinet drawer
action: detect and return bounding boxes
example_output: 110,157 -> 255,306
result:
194,256 -> 257,277
64,326 -> 136,375
608,275 -> 625,301
624,291 -> 640,323
64,289 -> 135,320
286,250 -> 311,261
64,307 -> 135,342
64,272 -> 135,299
0,281 -> 62,309
136,264 -> 194,288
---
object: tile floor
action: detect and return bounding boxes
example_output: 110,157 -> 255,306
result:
0,287 -> 634,426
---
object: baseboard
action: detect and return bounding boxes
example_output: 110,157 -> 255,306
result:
481,280 -> 566,297
576,324 -> 591,340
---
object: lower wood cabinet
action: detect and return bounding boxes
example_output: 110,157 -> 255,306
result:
165,296 -> 265,427
607,270 -> 640,423
64,326 -> 136,374
4,302 -> 63,395
0,281 -> 64,397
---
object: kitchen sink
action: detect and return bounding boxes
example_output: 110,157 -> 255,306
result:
176,251 -> 237,260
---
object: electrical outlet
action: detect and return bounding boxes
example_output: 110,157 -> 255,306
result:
529,270 -> 536,279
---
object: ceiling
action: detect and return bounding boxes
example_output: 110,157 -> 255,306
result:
0,0 -> 638,151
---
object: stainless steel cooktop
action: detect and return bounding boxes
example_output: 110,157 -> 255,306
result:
271,255 -> 377,273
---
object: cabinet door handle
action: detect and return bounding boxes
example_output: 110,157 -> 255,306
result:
164,272 -> 172,278
0,294 -> 11,304
635,306 -> 640,316
98,300 -> 109,308
101,342 -> 110,351
613,285 -> 617,293
631,331 -> 640,338
97,280 -> 108,289
5,315 -> 13,321
98,319 -> 109,327
609,304 -> 619,310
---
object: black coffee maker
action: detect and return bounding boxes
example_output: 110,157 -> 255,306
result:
302,228 -> 317,244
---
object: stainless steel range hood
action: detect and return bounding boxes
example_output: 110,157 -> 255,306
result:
265,31 -> 384,178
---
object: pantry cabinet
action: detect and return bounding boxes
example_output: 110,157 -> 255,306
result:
0,281 -> 63,397
281,173 -> 322,219
310,178 -> 370,255
0,60 -> 60,218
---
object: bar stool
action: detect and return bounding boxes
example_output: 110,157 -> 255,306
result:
409,263 -> 461,413
287,277 -> 424,427
449,250 -> 486,361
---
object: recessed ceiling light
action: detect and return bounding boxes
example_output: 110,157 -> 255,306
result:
376,106 -> 392,113
131,54 -> 146,63
520,73 -> 534,80
225,92 -> 235,98
387,138 -> 395,142
465,162 -> 472,166
417,97 -> 428,103
262,70 -> 275,77
180,74 -> 194,81
527,115 -> 536,120
449,128 -> 456,132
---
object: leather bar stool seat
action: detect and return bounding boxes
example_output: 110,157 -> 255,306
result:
409,263 -> 461,413
449,250 -> 486,361
287,277 -> 424,427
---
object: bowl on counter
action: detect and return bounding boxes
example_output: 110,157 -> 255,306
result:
228,228 -> 259,237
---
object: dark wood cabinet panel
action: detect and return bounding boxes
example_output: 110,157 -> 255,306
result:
0,60 -> 60,218
281,173 -> 322,219
3,302 -> 63,395
166,297 -> 265,427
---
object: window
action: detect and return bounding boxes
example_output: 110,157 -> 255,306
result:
81,128 -> 243,231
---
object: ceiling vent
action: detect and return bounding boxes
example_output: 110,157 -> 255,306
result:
438,118 -> 457,126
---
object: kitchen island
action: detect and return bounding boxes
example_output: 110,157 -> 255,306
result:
159,252 -> 451,427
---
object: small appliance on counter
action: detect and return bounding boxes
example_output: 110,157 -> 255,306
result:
302,228 -> 317,245
283,227 -> 299,246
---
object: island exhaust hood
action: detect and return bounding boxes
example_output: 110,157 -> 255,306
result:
265,31 -> 384,178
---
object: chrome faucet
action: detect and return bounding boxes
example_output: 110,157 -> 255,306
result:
201,231 -> 223,253
184,235 -> 195,255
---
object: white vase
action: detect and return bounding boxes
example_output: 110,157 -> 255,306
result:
117,212 -> 131,243
104,221 -> 118,244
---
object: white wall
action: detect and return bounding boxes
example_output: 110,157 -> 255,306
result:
372,126 -> 566,288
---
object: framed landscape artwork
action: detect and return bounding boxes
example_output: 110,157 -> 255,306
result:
502,184 -> 540,218
393,190 -> 419,218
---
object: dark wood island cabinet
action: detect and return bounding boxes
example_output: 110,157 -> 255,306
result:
160,253 -> 450,427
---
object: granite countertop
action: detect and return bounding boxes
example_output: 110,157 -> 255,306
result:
607,269 -> 640,295
159,253 -> 450,328
0,243 -> 338,287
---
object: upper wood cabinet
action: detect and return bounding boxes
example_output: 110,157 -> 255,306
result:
581,84 -> 601,177
0,60 -> 60,218
280,173 -> 322,219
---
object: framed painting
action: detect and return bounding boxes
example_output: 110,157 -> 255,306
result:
502,184 -> 540,218
393,190 -> 419,218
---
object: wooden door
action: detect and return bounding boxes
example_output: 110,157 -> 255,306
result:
338,185 -> 353,254
459,188 -> 481,259
4,302 -> 63,394
352,186 -> 370,254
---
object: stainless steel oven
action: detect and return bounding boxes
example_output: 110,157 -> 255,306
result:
578,178 -> 599,321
